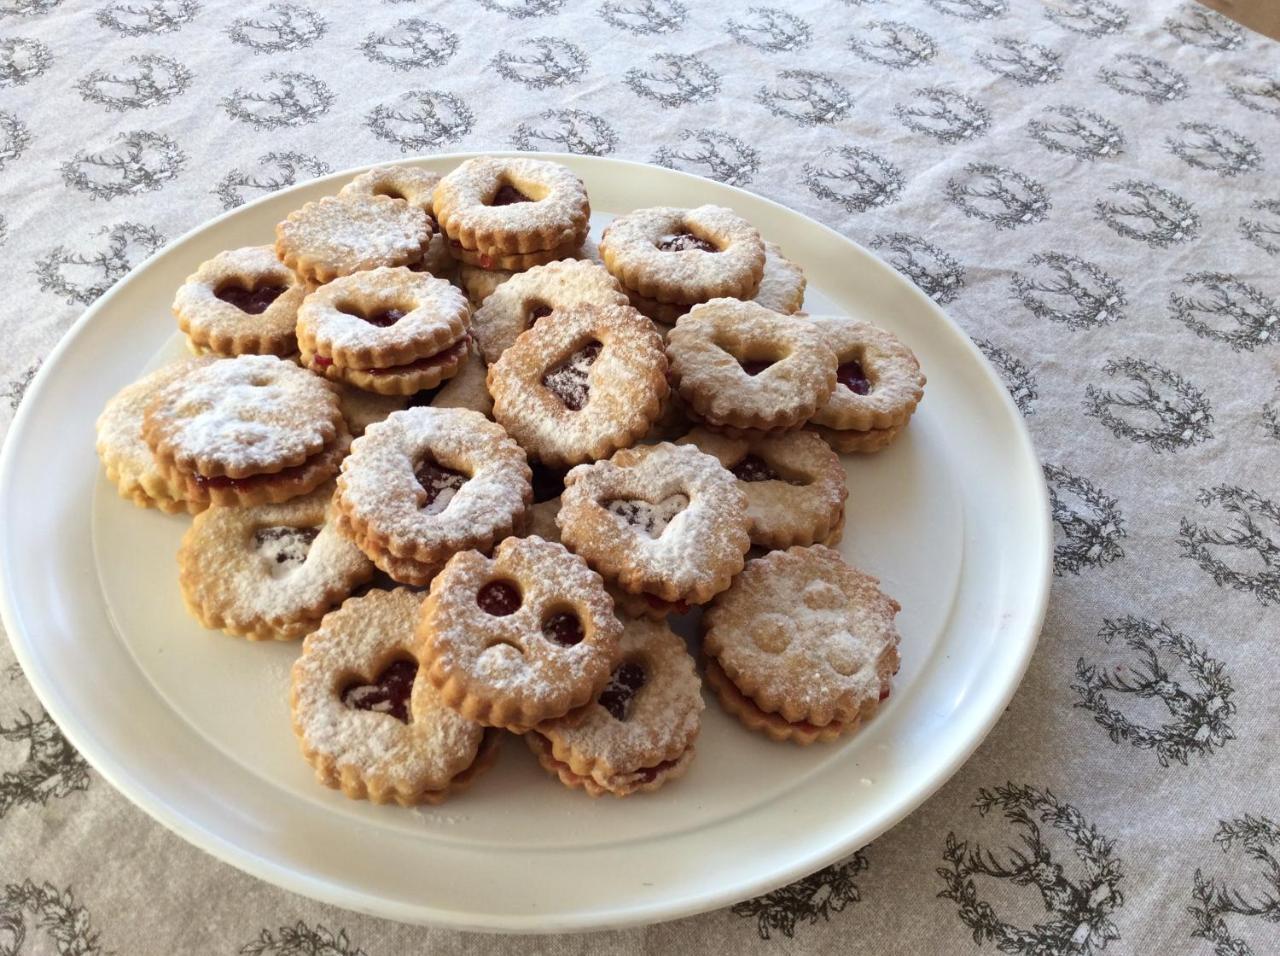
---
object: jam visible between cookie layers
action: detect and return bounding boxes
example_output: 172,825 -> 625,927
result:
214,283 -> 288,315
542,341 -> 601,411
414,457 -> 467,513
189,452 -> 328,491
490,183 -> 533,206
341,658 -> 418,723
253,525 -> 319,568
339,305 -> 407,328
311,337 -> 468,374
598,660 -> 646,720
477,579 -> 521,616
836,358 -> 871,395
657,233 -> 717,253
541,611 -> 584,647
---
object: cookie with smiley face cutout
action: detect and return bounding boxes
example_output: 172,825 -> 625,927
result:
178,483 -> 374,641
528,617 -> 703,797
291,587 -> 499,805
703,545 -> 901,745
416,535 -> 623,733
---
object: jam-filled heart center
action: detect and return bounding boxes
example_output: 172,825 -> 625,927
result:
339,305 -> 408,328
738,357 -> 775,376
415,457 -> 467,515
215,282 -> 288,315
543,340 -> 602,412
606,494 -> 690,538
657,232 -> 718,253
341,658 -> 417,723
730,454 -> 804,486
541,610 -> 584,647
477,579 -> 522,616
837,357 -> 871,395
253,525 -> 319,576
599,660 -> 647,720
490,183 -> 533,206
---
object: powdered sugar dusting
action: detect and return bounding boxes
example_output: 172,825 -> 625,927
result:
605,494 -> 689,538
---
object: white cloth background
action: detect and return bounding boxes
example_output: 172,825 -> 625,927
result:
1,1 -> 1278,953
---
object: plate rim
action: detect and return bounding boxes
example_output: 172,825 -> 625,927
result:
0,151 -> 1052,932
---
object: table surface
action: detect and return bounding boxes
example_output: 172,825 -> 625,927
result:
1,1 -> 1277,953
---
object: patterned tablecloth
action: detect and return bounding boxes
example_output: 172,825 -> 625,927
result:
2,0 -> 1278,952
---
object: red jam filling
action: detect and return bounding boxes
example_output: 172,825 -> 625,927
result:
541,611 -> 584,647
214,283 -> 287,315
731,454 -> 778,482
598,661 -> 646,720
490,183 -> 533,205
542,341 -> 601,411
837,358 -> 871,395
738,358 -> 774,376
477,580 -> 521,616
635,757 -> 681,784
340,305 -> 406,328
879,685 -> 891,701
341,658 -> 417,723
192,456 -> 319,490
657,233 -> 717,253
252,526 -> 319,567
414,457 -> 466,509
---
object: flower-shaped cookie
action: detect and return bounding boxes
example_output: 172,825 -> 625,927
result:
667,300 -> 837,433
529,617 -> 703,797
703,546 -> 901,745
297,266 -> 471,396
172,245 -> 306,358
679,427 -> 847,550
142,354 -> 349,507
291,588 -> 498,805
557,442 -> 750,610
275,194 -> 434,285
335,406 -> 532,584
433,156 -> 590,263
487,303 -> 668,468
178,482 -> 374,640
339,165 -> 452,276
471,259 -> 629,365
416,536 -> 623,732
600,205 -> 765,305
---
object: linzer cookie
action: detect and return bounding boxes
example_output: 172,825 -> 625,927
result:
142,354 -> 349,508
679,428 -> 846,550
471,260 -> 629,366
416,535 -> 623,733
96,359 -> 210,514
339,165 -> 451,277
456,237 -> 602,307
178,483 -> 374,641
275,194 -> 433,285
806,316 -> 925,453
600,205 -> 765,305
296,266 -> 470,396
430,338 -> 493,419
703,546 -> 901,745
529,617 -> 702,797
334,406 -> 531,584
291,588 -> 498,805
173,246 -> 305,358
433,157 -> 590,266
557,442 -> 750,613
667,300 -> 837,433
488,303 -> 667,468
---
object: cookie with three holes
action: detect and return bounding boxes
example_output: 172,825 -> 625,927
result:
416,535 -> 623,733
291,587 -> 499,805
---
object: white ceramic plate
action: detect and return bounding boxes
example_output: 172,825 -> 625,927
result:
0,154 -> 1050,933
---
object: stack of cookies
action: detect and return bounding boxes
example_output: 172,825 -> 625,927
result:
94,153 -> 928,809
599,204 -> 807,328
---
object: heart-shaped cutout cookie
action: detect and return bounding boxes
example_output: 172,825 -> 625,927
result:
605,494 -> 689,538
341,658 -> 418,723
